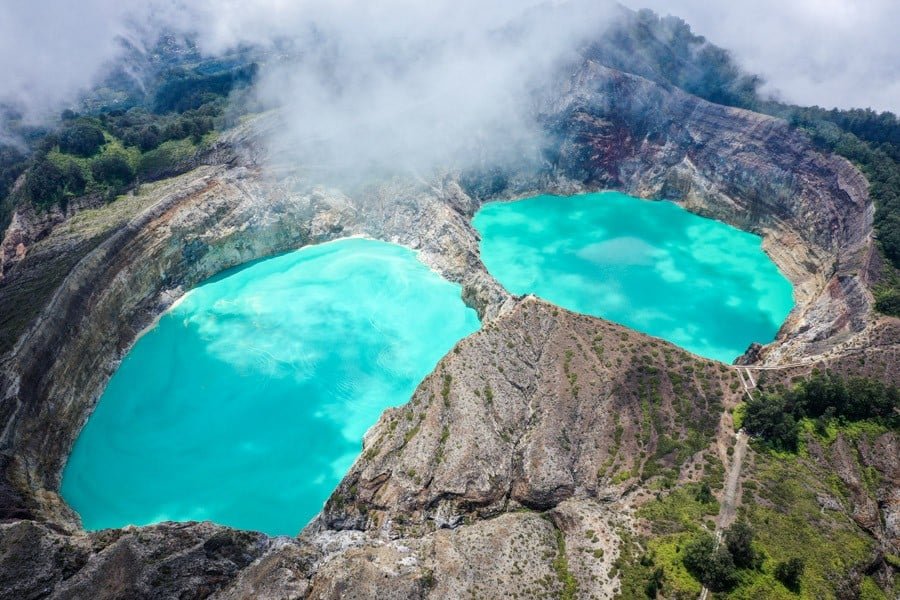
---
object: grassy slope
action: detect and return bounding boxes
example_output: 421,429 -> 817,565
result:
616,417 -> 892,599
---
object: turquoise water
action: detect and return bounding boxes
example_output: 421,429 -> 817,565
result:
473,192 -> 794,362
61,238 -> 480,536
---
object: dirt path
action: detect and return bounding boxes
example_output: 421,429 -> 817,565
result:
698,431 -> 749,599
700,369 -> 752,600
698,432 -> 749,599
718,431 -> 748,529
735,366 -> 756,400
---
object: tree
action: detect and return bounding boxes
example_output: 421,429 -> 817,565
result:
153,63 -> 258,113
61,162 -> 86,197
22,158 -> 86,209
644,567 -> 663,598
0,145 -> 27,204
875,286 -> 900,317
682,532 -> 715,580
774,557 -> 804,592
123,125 -> 161,151
742,393 -> 799,451
23,159 -> 66,207
682,532 -> 738,592
744,373 -> 899,450
58,122 -> 105,157
724,520 -> 760,569
695,482 -> 714,504
91,154 -> 135,188
705,547 -> 738,592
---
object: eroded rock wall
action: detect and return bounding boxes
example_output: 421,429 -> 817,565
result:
536,62 -> 875,361
320,299 -> 741,531
0,165 -> 511,525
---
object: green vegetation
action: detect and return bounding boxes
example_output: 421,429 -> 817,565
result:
731,402 -> 746,430
695,481 -> 714,504
0,145 -> 27,210
643,534 -> 702,597
620,440 -> 885,599
780,107 -> 900,312
773,557 -> 804,592
643,566 -> 664,599
637,484 -> 718,535
13,111 -> 204,211
725,520 -> 762,570
402,422 -> 420,445
152,63 -> 258,113
743,371 -> 899,451
874,273 -> 900,316
736,452 -> 877,599
613,529 -> 674,600
859,576 -> 890,600
670,520 -> 761,592
588,9 -> 762,109
22,156 -> 86,209
440,373 -> 452,407
675,519 -> 794,595
613,484 -> 719,597
552,528 -> 578,600
682,532 -> 738,592
0,50 -> 257,226
91,153 -> 135,188
563,348 -> 579,397
57,122 -> 106,157
137,137 -> 205,180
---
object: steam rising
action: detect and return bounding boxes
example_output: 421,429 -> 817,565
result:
249,1 -> 617,175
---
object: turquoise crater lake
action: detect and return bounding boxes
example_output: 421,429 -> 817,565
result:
473,192 -> 794,362
61,238 -> 480,536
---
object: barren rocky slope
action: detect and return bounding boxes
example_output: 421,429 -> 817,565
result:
0,59 -> 894,598
0,299 -> 746,599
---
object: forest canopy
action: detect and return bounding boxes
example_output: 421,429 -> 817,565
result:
742,371 -> 900,451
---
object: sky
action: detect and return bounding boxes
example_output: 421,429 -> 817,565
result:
622,0 -> 900,113
0,0 -> 897,150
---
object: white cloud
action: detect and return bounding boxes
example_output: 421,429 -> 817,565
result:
0,1 -> 135,120
622,0 -> 900,113
1,0 -> 896,161
0,0 -> 620,174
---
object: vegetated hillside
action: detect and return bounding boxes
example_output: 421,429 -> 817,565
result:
0,296 -> 894,598
0,36 -> 260,233
5,7 -> 898,310
609,327 -> 900,599
583,8 -> 763,109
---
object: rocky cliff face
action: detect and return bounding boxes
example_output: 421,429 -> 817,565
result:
0,299 -> 745,600
0,163 -> 512,526
320,298 -> 741,532
0,59 -> 892,598
537,62 -> 875,362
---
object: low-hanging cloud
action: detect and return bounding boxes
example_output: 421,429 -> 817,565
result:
1,0 -> 897,175
0,0 -> 619,174
0,1 -> 166,123
246,1 -> 623,176
623,0 -> 900,114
